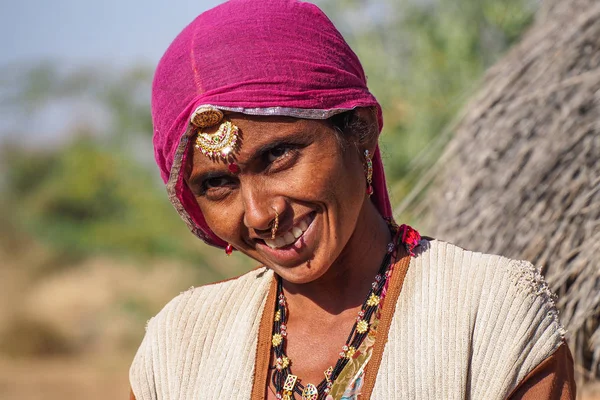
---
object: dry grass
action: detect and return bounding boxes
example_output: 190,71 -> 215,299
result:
0,354 -> 132,400
0,250 -> 219,400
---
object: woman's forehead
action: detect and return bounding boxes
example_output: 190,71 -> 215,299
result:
229,114 -> 326,135
189,115 -> 329,170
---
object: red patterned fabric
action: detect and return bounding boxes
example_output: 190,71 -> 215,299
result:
152,0 -> 392,247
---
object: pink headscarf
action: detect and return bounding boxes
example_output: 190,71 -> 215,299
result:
152,0 -> 392,248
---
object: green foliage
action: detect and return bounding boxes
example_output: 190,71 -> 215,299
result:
0,63 -> 217,269
2,135 -> 203,261
318,0 -> 535,218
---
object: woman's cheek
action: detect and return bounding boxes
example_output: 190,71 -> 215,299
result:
281,157 -> 340,200
198,197 -> 242,241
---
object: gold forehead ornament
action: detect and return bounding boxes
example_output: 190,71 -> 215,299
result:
190,106 -> 239,159
190,106 -> 223,128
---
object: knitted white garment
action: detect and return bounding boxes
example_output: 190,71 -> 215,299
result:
129,240 -> 565,400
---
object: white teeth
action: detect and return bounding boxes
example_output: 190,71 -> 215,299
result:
262,214 -> 314,249
298,220 -> 308,231
283,232 -> 296,245
264,239 -> 277,249
292,227 -> 303,238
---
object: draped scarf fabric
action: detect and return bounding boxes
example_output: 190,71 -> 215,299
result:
152,0 -> 392,247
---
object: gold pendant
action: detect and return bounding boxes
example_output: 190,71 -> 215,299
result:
301,383 -> 319,400
283,374 -> 298,392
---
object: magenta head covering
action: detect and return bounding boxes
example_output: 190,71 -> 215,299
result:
153,0 -> 392,248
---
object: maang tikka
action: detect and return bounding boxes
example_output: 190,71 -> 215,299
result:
190,106 -> 240,171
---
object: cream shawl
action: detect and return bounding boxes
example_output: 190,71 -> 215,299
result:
129,240 -> 565,399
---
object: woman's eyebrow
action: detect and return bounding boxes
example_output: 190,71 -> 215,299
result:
245,129 -> 313,164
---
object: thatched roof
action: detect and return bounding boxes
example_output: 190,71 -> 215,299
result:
409,0 -> 600,378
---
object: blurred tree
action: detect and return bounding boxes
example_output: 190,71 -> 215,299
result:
0,63 -> 248,281
2,135 -> 200,260
318,0 -> 535,215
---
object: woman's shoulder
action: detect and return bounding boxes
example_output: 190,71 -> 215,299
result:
414,238 -> 563,314
412,238 -> 564,331
130,266 -> 273,398
395,238 -> 567,396
147,266 -> 273,334
132,266 -> 272,358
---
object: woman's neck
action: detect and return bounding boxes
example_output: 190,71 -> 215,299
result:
282,201 -> 392,316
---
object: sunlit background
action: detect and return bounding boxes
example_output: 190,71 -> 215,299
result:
2,0 -> 596,399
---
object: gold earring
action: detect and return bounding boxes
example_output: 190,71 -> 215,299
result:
364,149 -> 373,196
271,209 -> 279,240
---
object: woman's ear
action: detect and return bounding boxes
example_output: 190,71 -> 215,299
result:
353,107 -> 379,153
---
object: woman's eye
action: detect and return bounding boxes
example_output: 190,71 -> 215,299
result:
266,146 -> 292,163
203,176 -> 232,190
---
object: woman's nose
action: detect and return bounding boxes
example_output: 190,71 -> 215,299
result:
240,180 -> 282,234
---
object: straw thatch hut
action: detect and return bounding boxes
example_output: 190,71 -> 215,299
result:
411,0 -> 600,379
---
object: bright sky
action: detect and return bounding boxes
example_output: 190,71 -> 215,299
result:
0,0 -> 227,142
0,0 -> 226,67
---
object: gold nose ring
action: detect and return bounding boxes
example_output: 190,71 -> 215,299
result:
271,210 -> 279,240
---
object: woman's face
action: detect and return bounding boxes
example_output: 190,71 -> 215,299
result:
187,114 -> 370,284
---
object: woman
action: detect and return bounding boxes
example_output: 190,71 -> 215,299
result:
130,0 -> 575,399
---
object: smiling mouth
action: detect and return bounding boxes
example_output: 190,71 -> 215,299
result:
262,212 -> 316,249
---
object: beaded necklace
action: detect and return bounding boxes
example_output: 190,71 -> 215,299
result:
270,223 -> 403,400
